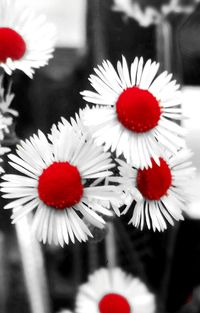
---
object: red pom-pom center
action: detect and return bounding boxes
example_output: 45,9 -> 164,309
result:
137,158 -> 172,200
38,162 -> 83,209
116,86 -> 161,133
0,27 -> 26,62
98,293 -> 131,313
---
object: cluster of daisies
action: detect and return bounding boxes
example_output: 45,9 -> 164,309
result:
80,56 -> 195,232
58,267 -> 156,313
0,1 -> 196,313
0,0 -> 195,247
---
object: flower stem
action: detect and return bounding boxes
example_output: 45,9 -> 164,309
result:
15,216 -> 51,313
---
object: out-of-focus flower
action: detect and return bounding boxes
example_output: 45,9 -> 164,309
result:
113,0 -> 161,26
115,148 -> 195,231
112,0 -> 198,27
0,75 -> 18,141
57,310 -> 73,313
0,116 -> 122,247
0,76 -> 17,117
0,76 -> 17,173
0,146 -> 10,173
81,56 -> 185,170
0,0 -> 56,78
75,267 -> 156,313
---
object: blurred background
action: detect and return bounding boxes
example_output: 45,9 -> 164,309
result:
1,0 -> 200,312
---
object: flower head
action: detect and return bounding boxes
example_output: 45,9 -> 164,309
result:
76,267 -> 156,313
81,57 -> 186,169
116,148 -> 195,231
0,0 -> 56,78
1,117 -> 122,246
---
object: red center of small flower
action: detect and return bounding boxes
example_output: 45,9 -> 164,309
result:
0,27 -> 26,62
116,86 -> 161,133
38,162 -> 83,209
137,158 -> 172,200
98,293 -> 131,313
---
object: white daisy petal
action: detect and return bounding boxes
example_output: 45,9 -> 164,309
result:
117,60 -> 127,89
68,209 -> 89,242
60,211 -> 69,245
136,57 -> 144,86
139,61 -> 159,90
64,210 -> 75,244
8,154 -> 41,175
11,198 -> 39,223
41,206 -> 51,244
76,203 -> 105,229
130,57 -> 138,86
121,56 -> 131,87
4,195 -> 35,209
37,205 -> 49,243
70,209 -> 93,238
32,203 -> 46,240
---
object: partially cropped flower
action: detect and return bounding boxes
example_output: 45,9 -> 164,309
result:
1,117 -> 122,247
113,0 -> 197,27
82,57 -> 185,169
0,0 -> 56,78
76,267 -> 156,313
57,310 -> 73,313
115,148 -> 195,231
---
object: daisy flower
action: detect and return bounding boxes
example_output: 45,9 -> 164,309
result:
0,0 -> 56,78
75,267 -> 156,313
81,56 -> 186,169
115,149 -> 195,231
0,117 -> 122,247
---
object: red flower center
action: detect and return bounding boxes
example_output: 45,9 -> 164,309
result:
137,158 -> 172,200
38,162 -> 83,209
0,27 -> 26,62
116,86 -> 161,133
98,293 -> 131,313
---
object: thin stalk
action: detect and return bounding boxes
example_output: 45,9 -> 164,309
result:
15,216 -> 51,313
156,18 -> 173,72
105,222 -> 117,269
0,232 -> 6,313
